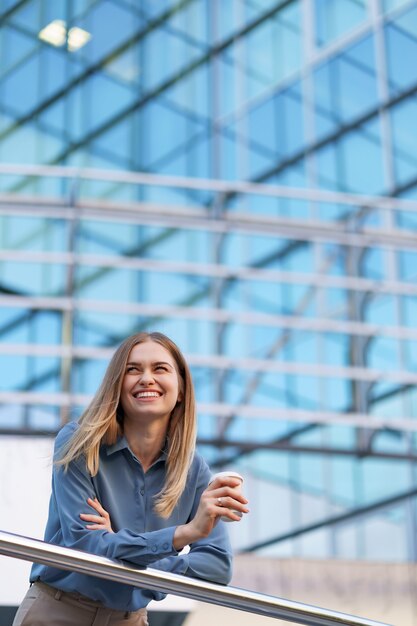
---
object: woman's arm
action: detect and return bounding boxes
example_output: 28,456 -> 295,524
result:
51,424 -> 180,567
81,462 -> 249,585
80,498 -> 114,532
167,465 -> 249,584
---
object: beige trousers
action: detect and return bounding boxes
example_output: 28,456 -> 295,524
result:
12,582 -> 149,626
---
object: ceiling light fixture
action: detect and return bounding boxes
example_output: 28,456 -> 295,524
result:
67,26 -> 92,52
38,20 -> 92,52
38,19 -> 67,47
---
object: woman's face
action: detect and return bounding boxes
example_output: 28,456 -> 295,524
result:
120,340 -> 182,425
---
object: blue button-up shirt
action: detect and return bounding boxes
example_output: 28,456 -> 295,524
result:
31,421 -> 233,611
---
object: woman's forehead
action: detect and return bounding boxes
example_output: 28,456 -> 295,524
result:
127,340 -> 176,365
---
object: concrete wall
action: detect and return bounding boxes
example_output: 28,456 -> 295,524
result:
0,436 -> 52,606
185,556 -> 414,626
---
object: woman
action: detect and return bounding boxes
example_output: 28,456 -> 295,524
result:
13,331 -> 249,626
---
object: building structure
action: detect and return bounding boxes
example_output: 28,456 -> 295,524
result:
1,1 -> 417,622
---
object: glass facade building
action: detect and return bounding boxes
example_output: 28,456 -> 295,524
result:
1,0 -> 417,563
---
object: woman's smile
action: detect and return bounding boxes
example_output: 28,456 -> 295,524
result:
133,390 -> 162,401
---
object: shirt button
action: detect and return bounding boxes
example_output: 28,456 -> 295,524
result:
163,543 -> 169,550
151,545 -> 158,553
140,488 -> 145,496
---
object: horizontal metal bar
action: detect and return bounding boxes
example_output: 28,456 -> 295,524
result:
2,294 -> 417,341
2,196 -> 417,253
1,249 -> 417,297
0,530 -> 390,626
0,162 -> 416,214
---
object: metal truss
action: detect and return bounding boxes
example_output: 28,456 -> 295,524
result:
0,165 -> 416,458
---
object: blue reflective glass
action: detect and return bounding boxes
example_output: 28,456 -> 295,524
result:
143,25 -> 202,93
92,117 -> 133,164
1,216 -> 68,250
40,48 -> 69,100
166,64 -> 210,120
364,295 -> 397,325
2,53 -> 40,116
73,358 -> 108,394
314,0 -> 368,47
245,1 -> 302,98
402,296 -> 417,327
317,118 -> 385,194
314,36 -> 378,140
247,81 -> 304,178
87,73 -> 135,133
0,261 -> 66,296
0,355 -> 60,391
10,0 -> 43,34
0,26 -> 37,79
385,4 -> 417,96
398,250 -> 417,281
81,1 -> 140,64
367,337 -> 400,370
142,99 -> 191,166
382,0 -> 415,13
391,97 -> 417,186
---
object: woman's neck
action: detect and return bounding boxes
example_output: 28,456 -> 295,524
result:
123,418 -> 168,472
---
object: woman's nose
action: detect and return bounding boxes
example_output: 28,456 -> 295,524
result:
138,369 -> 155,384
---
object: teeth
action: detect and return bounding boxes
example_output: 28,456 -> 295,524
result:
135,392 -> 160,398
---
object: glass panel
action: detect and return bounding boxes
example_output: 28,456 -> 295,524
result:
385,3 -> 417,96
314,0 -> 368,47
391,97 -> 417,186
314,36 -> 378,141
245,0 -> 302,99
316,117 -> 385,194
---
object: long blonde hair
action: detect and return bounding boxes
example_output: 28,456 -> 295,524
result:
58,332 -> 197,518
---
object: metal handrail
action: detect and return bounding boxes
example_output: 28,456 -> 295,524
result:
0,530 -> 391,626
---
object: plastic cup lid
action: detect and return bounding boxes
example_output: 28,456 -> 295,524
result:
209,470 -> 243,484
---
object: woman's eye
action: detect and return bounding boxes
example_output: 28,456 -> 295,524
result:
126,366 -> 138,373
155,366 -> 167,371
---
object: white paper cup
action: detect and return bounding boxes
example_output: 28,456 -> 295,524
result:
209,471 -> 244,522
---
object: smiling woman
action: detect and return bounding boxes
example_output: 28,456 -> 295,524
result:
120,342 -> 183,461
12,331 -> 249,626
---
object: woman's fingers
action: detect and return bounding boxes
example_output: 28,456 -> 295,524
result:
215,496 -> 249,519
87,497 -> 109,517
85,523 -> 104,530
209,484 -> 249,519
80,497 -> 114,532
212,489 -> 249,509
79,513 -> 104,523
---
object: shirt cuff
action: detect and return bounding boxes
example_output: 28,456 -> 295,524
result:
147,526 -> 178,558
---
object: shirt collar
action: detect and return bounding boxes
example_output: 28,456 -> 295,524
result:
104,435 -> 168,463
104,435 -> 130,456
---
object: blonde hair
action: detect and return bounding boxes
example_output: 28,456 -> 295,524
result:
58,332 -> 197,518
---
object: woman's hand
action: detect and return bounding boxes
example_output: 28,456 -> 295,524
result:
173,476 -> 249,551
79,497 -> 114,533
